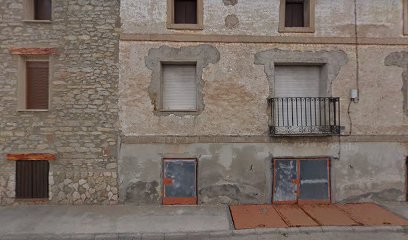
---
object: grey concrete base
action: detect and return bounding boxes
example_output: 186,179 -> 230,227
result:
0,205 -> 231,236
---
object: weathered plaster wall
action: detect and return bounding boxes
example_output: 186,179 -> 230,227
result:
120,42 -> 408,136
119,142 -> 406,204
0,0 -> 120,205
121,0 -> 408,38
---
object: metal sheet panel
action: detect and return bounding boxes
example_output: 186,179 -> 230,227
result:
230,205 -> 288,229
299,159 -> 329,201
274,205 -> 319,227
274,160 -> 298,203
163,159 -> 197,205
337,203 -> 408,226
301,204 -> 359,226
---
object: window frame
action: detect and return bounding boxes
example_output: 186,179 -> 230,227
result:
272,157 -> 331,204
167,0 -> 204,30
404,0 -> 408,35
23,0 -> 53,23
159,61 -> 199,112
162,158 -> 198,205
17,55 -> 52,112
279,0 -> 315,33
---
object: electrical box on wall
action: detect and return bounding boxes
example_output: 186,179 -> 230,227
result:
350,89 -> 359,102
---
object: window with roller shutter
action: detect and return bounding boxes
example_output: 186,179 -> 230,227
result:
26,61 -> 49,110
161,64 -> 197,111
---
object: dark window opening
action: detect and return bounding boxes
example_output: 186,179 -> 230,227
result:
34,0 -> 52,20
174,0 -> 197,24
26,61 -> 49,110
285,0 -> 305,27
16,161 -> 49,199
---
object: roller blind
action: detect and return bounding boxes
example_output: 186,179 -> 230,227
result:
274,65 -> 320,97
162,64 -> 197,111
26,61 -> 49,109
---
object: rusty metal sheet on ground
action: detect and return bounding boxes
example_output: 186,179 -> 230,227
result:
274,205 -> 319,227
301,204 -> 359,226
337,203 -> 408,226
230,205 -> 288,230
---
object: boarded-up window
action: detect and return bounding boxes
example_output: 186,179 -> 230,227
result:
285,0 -> 305,27
163,159 -> 197,205
26,61 -> 49,109
34,0 -> 52,20
162,64 -> 197,111
273,158 -> 330,204
16,161 -> 49,199
174,0 -> 197,24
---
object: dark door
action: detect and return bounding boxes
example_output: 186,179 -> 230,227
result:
163,159 -> 197,205
273,158 -> 330,204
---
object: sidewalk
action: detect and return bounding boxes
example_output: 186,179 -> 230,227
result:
0,202 -> 407,240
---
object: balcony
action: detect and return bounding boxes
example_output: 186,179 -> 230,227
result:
268,97 -> 341,136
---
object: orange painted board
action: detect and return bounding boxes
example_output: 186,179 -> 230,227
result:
7,153 -> 56,161
337,203 -> 408,226
163,197 -> 197,205
230,205 -> 288,230
274,205 -> 319,227
301,204 -> 360,226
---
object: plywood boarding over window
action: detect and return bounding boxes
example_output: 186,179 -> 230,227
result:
161,64 -> 197,111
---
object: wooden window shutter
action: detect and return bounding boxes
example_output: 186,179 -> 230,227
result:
16,161 -> 49,199
34,0 -> 52,20
162,64 -> 197,111
285,0 -> 305,27
174,0 -> 197,24
26,61 -> 49,109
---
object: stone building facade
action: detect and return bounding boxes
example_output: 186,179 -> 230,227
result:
119,0 -> 408,205
0,0 -> 120,205
1,0 -> 408,206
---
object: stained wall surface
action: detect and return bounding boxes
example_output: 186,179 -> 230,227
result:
118,0 -> 408,204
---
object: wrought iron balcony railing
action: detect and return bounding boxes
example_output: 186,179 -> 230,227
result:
268,97 -> 341,136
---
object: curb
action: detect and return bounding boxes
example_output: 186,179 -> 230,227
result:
1,226 -> 406,240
